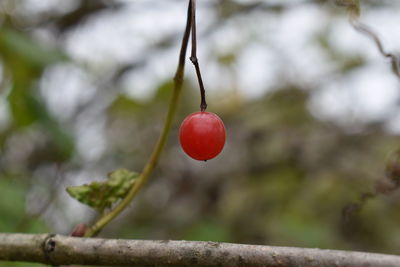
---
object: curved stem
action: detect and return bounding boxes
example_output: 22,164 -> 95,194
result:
338,0 -> 400,79
84,0 -> 193,237
189,0 -> 207,111
350,19 -> 400,78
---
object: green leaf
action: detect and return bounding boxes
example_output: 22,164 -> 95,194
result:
0,28 -> 67,70
109,94 -> 144,116
152,80 -> 174,103
218,52 -> 236,66
66,169 -> 139,212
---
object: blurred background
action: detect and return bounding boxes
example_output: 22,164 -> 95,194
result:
1,0 -> 400,266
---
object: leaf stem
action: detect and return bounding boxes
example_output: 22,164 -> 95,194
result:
84,0 -> 193,237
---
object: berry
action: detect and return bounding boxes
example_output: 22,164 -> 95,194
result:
70,223 -> 88,237
179,111 -> 226,161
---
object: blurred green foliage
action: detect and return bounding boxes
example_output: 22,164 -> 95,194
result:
0,27 -> 73,161
1,1 -> 400,267
0,176 -> 47,233
0,176 -> 48,267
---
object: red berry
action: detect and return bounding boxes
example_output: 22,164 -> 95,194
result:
70,223 -> 88,237
179,111 -> 226,161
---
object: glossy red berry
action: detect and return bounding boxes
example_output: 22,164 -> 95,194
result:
179,111 -> 226,161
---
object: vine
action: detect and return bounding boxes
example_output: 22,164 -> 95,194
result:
336,0 -> 400,79
337,0 -> 400,221
66,0 -> 194,237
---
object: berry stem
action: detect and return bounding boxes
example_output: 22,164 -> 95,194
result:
189,0 -> 207,112
84,0 -> 193,237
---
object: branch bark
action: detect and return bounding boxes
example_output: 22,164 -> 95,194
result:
1,234 -> 399,267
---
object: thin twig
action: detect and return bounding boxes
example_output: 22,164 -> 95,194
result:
350,19 -> 400,78
83,0 -> 193,237
337,1 -> 400,221
189,0 -> 208,111
338,0 -> 400,79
